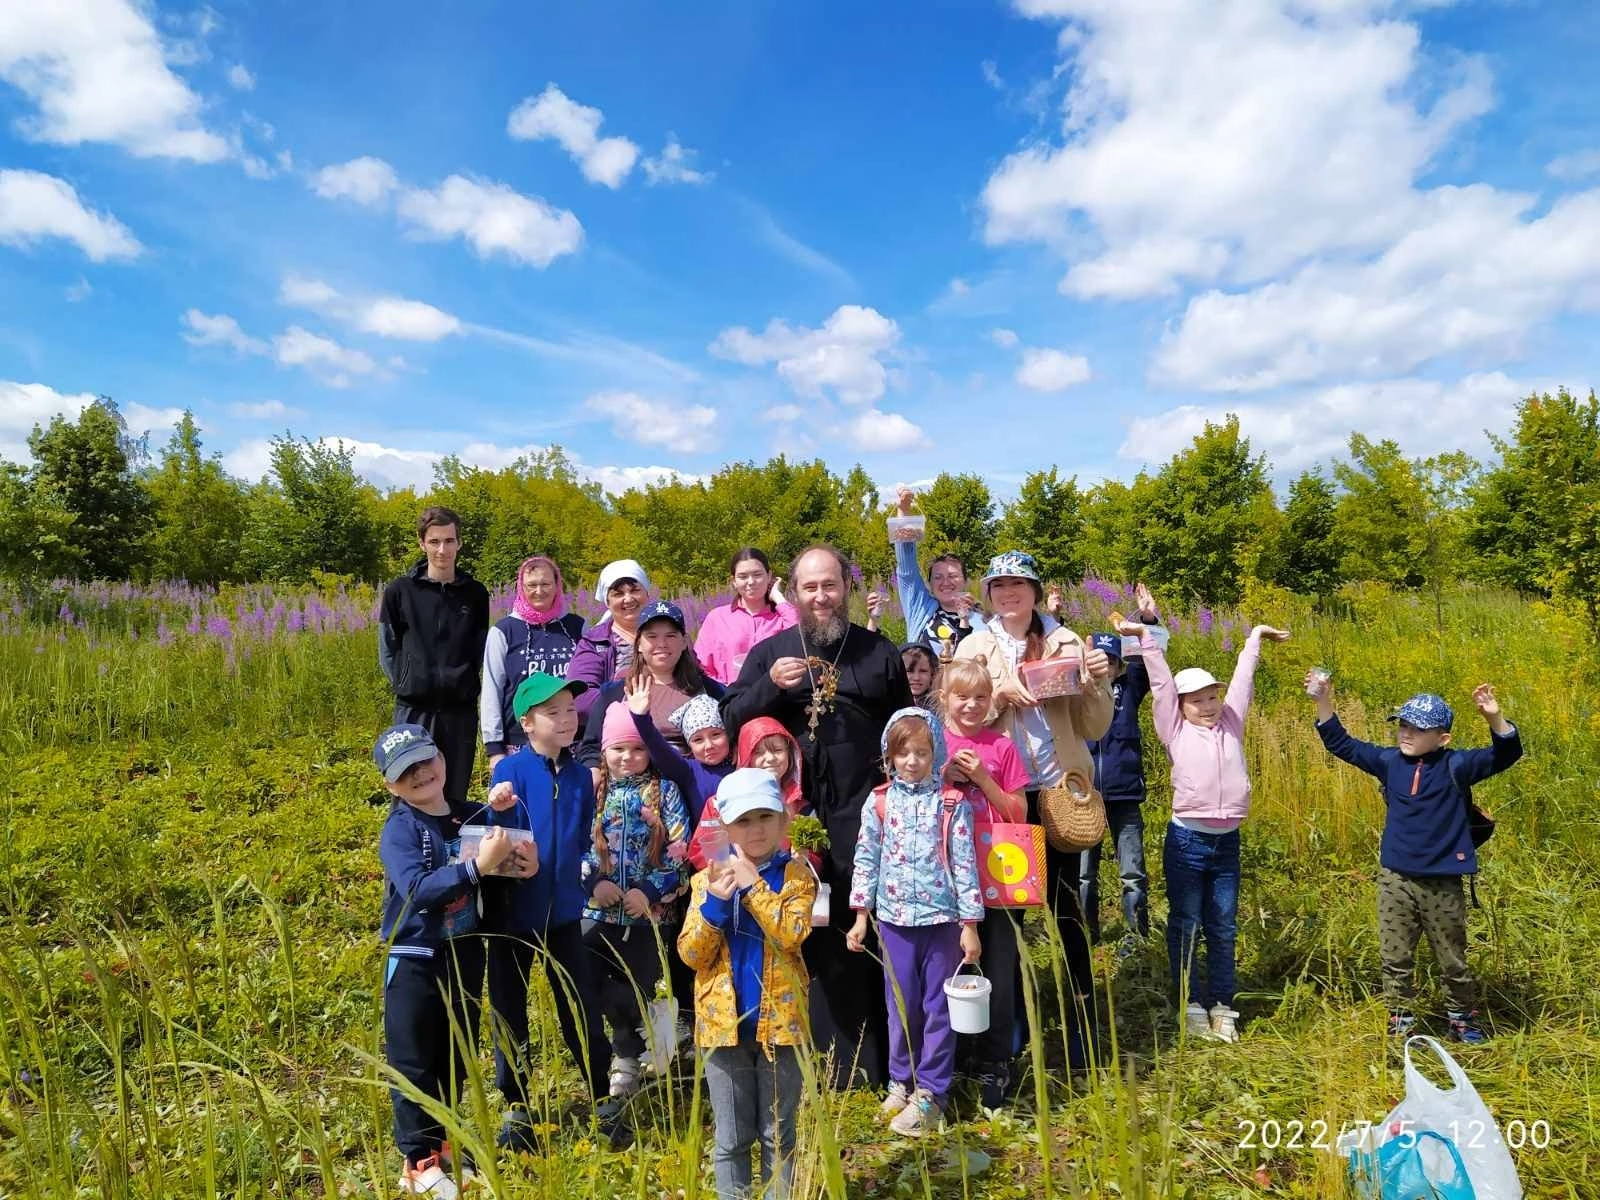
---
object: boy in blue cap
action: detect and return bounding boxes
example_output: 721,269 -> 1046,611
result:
1309,679 -> 1523,1042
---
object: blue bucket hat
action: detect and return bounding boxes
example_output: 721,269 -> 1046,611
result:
1389,693 -> 1454,731
1090,632 -> 1123,661
981,550 -> 1042,592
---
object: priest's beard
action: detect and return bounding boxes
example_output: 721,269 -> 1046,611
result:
799,611 -> 847,649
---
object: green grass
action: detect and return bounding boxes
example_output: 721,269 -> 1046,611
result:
1,582 -> 1596,1197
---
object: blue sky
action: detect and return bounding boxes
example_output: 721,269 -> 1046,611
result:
2,0 -> 1598,499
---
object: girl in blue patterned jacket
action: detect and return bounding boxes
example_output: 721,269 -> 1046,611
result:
581,702 -> 691,1097
848,708 -> 982,1138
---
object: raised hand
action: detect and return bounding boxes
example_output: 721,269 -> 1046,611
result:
726,844 -> 762,892
1114,617 -> 1146,638
1084,647 -> 1113,681
705,862 -> 738,900
1045,585 -> 1063,617
865,591 -> 886,619
769,656 -> 809,689
1135,582 -> 1159,621
1252,626 -> 1291,643
625,674 -> 652,715
896,486 -> 915,517
1473,684 -> 1500,718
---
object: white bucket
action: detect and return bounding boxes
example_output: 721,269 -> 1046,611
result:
943,967 -> 991,1034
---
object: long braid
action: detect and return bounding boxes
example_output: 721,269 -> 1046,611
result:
592,761 -> 614,876
642,771 -> 666,866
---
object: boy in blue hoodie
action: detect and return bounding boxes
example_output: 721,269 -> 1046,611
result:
1311,679 -> 1522,1043
377,724 -> 513,1199
484,674 -> 631,1151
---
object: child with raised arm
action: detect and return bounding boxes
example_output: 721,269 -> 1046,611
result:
848,708 -> 983,1137
1309,678 -> 1522,1043
1118,615 -> 1290,1044
376,724 -> 512,1199
678,769 -> 816,1200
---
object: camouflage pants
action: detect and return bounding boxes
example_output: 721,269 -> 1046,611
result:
1377,868 -> 1475,1013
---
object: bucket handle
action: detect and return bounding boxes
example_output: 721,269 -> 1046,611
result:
952,962 -> 985,981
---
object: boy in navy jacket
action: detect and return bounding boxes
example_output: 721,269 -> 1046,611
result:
1080,583 -> 1161,952
484,674 -> 631,1151
377,724 -> 513,1198
1311,680 -> 1522,1043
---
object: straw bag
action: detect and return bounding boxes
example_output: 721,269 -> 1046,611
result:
1037,768 -> 1107,853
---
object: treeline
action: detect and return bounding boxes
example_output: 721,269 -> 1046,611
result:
2,390 -> 1598,620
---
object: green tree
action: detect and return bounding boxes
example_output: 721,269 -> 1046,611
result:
242,436 -> 384,581
143,412 -> 249,584
26,396 -> 152,579
1271,469 -> 1343,595
1138,416 -> 1273,604
1333,435 -> 1427,586
1079,477 -> 1150,585
996,468 -> 1086,583
0,463 -> 81,581
1468,388 -> 1600,628
914,473 -> 997,573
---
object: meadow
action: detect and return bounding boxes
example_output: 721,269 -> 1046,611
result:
1,575 -> 1596,1199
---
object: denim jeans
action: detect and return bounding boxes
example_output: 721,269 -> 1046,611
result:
1079,800 -> 1149,942
1162,822 -> 1241,1008
704,1037 -> 801,1200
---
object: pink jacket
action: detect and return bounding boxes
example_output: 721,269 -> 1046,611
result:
694,600 -> 799,685
1144,628 -> 1263,824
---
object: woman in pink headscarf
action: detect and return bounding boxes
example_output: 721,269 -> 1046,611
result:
480,555 -> 588,767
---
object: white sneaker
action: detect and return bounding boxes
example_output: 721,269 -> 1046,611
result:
399,1153 -> 458,1199
1209,1004 -> 1241,1043
1182,1002 -> 1214,1039
879,1080 -> 911,1120
888,1088 -> 944,1138
609,1055 -> 642,1098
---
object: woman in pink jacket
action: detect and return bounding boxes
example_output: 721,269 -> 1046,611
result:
1116,615 -> 1289,1045
693,548 -> 798,685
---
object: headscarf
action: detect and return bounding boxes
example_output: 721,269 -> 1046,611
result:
670,693 -> 724,741
881,706 -> 948,797
513,555 -> 567,625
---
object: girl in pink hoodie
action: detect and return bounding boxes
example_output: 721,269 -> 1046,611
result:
1116,616 -> 1289,1045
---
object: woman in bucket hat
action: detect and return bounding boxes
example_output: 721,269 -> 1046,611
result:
955,551 -> 1116,1077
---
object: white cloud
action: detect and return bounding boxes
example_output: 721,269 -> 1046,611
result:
840,409 -> 930,453
0,379 -> 95,461
227,400 -> 294,420
983,0 -> 1492,298
280,276 -> 463,342
1154,186 -> 1600,391
226,62 -> 254,91
123,402 -> 185,440
763,404 -> 803,422
397,175 -> 583,268
65,277 -> 91,301
745,203 -> 855,287
1016,347 -> 1091,392
181,309 -> 268,355
1547,149 -> 1600,183
588,391 -> 719,453
643,136 -> 710,186
710,305 -> 900,404
990,327 -> 1020,348
1118,370 -> 1535,475
507,84 -> 640,188
311,156 -> 400,207
0,0 -> 229,160
272,326 -> 379,387
981,60 -> 1004,91
0,169 -> 141,260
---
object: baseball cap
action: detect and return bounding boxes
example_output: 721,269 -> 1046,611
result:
594,559 -> 652,602
1389,693 -> 1454,731
512,672 -> 587,719
1090,632 -> 1123,661
373,723 -> 438,782
1172,667 -> 1219,696
637,599 -> 686,632
980,550 -> 1042,590
715,768 -> 786,825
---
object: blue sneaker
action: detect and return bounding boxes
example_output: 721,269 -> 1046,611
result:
1446,1011 -> 1489,1044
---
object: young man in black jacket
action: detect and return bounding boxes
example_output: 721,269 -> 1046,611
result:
380,507 -> 491,818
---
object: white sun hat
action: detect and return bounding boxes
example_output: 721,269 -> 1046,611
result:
1172,667 -> 1219,695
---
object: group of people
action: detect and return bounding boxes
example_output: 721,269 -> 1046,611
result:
372,498 -> 1524,1200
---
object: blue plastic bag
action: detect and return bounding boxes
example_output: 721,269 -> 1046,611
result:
1349,1130 -> 1476,1200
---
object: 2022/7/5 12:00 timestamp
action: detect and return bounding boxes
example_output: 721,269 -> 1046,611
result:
1236,1117 -> 1554,1152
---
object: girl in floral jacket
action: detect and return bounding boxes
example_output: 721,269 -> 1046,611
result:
581,703 -> 690,1097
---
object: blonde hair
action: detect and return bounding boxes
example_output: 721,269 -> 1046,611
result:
938,656 -> 993,724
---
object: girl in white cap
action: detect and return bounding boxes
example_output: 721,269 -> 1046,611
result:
1114,614 -> 1288,1044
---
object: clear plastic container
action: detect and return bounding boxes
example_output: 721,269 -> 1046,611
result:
699,819 -> 731,863
1306,666 -> 1332,698
1019,656 -> 1082,699
811,881 -> 832,927
886,514 -> 927,540
458,824 -> 535,876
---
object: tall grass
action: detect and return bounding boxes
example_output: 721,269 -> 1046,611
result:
1,581 -> 1597,1196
